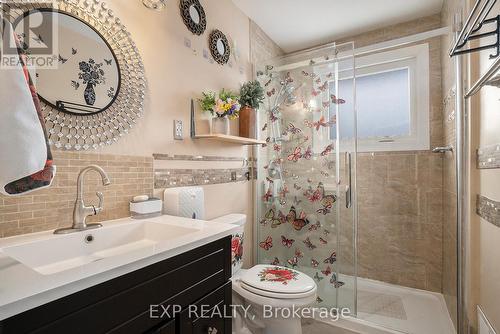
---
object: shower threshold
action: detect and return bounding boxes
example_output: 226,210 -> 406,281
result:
304,276 -> 456,334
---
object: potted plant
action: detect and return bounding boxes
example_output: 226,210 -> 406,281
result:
198,89 -> 241,135
239,80 -> 264,139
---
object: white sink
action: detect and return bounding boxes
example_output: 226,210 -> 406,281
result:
1,220 -> 199,275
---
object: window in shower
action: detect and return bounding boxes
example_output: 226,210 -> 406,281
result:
331,43 -> 430,152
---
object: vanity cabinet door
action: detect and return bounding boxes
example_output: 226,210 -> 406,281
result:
179,282 -> 232,334
149,319 -> 176,334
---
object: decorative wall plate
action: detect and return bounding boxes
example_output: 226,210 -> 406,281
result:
209,29 -> 230,65
179,0 -> 207,35
2,1 -> 146,151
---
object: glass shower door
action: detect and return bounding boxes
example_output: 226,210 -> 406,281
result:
255,42 -> 357,315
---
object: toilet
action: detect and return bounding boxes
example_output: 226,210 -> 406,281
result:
211,214 -> 317,334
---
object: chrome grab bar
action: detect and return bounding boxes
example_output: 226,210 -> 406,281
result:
432,146 -> 454,153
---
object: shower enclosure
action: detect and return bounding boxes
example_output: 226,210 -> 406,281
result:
254,35 -> 459,334
254,42 -> 358,314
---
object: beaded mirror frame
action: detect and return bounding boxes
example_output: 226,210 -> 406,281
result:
209,29 -> 230,65
1,0 -> 146,151
179,0 -> 206,36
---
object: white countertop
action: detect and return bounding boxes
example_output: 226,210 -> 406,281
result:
0,215 -> 238,321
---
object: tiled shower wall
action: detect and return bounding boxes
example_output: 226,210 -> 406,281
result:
335,15 -> 446,292
357,152 -> 444,291
0,151 -> 153,238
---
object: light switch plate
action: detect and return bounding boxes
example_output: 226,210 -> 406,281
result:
174,120 -> 183,140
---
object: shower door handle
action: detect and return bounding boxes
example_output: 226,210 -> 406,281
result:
345,152 -> 352,209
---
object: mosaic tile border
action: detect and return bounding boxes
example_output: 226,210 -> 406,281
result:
476,195 -> 500,228
153,153 -> 255,163
154,167 -> 253,189
477,144 -> 500,169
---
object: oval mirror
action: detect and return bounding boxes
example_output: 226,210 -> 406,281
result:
216,39 -> 226,56
189,5 -> 200,25
14,9 -> 120,115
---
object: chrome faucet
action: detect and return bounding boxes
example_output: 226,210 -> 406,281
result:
54,165 -> 111,234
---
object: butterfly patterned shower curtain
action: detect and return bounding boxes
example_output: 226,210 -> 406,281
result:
255,42 -> 358,314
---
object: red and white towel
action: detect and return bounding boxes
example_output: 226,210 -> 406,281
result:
0,21 -> 55,196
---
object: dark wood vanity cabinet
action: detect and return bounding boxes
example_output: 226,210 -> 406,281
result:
0,237 -> 233,334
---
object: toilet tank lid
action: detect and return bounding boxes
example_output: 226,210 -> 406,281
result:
211,213 -> 246,226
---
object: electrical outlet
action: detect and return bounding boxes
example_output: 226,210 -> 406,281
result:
174,120 -> 183,140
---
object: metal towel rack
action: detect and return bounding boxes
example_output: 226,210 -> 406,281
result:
450,0 -> 500,98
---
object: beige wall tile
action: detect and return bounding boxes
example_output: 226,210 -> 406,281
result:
0,152 -> 154,238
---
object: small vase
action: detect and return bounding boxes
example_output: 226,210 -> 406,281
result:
239,106 -> 256,139
211,116 -> 230,135
84,83 -> 96,106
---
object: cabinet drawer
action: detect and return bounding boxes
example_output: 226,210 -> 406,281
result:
179,281 -> 232,334
149,319 -> 175,334
1,237 -> 231,334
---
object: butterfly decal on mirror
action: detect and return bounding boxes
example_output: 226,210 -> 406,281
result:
58,54 -> 68,64
319,237 -> 328,245
286,206 -> 310,231
311,259 -> 319,268
271,257 -> 280,265
259,236 -> 273,251
281,235 -> 295,248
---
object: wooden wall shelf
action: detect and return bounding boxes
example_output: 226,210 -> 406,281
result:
192,134 -> 265,145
